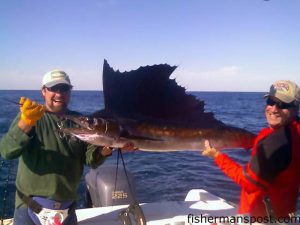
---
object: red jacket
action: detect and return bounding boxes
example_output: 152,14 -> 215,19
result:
214,119 -> 300,217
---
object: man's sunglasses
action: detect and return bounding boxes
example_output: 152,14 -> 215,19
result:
266,98 -> 295,109
46,85 -> 72,93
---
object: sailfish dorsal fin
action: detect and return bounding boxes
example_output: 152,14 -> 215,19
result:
97,60 -> 225,128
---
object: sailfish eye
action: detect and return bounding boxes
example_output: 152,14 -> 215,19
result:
84,117 -> 93,124
84,117 -> 94,130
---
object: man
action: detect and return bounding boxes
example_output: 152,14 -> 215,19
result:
0,70 -> 135,225
202,80 -> 300,221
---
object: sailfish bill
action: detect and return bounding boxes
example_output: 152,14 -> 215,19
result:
60,60 -> 256,151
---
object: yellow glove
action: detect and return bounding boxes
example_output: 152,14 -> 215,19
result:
19,97 -> 45,126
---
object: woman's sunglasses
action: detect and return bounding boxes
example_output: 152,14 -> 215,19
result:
266,98 -> 295,109
46,85 -> 72,93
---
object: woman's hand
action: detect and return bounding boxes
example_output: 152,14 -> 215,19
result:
201,140 -> 220,159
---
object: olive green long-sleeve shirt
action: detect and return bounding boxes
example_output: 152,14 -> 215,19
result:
0,111 -> 107,208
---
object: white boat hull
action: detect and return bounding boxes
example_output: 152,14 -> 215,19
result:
76,189 -> 237,225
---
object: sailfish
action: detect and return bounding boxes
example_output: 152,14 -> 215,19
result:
61,60 -> 255,151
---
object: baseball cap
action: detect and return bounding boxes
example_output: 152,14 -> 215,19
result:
264,80 -> 300,104
42,70 -> 72,88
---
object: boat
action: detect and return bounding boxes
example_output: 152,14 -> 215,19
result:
76,189 -> 237,225
1,165 -> 239,225
1,190 -> 237,225
79,165 -> 238,225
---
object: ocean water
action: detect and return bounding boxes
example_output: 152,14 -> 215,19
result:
0,90 -> 298,219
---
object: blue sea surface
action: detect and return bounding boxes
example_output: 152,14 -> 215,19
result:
0,90 -> 298,219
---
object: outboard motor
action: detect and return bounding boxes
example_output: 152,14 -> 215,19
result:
84,165 -> 137,207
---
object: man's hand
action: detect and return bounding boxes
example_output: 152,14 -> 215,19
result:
100,142 -> 138,157
100,146 -> 113,157
201,140 -> 220,159
120,142 -> 138,152
19,97 -> 45,126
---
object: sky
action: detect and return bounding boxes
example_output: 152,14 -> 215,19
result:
1,0 -> 300,91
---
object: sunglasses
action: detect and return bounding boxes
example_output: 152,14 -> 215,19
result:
266,98 -> 295,109
46,85 -> 72,93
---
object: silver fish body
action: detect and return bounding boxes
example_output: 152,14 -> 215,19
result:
61,116 -> 255,152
